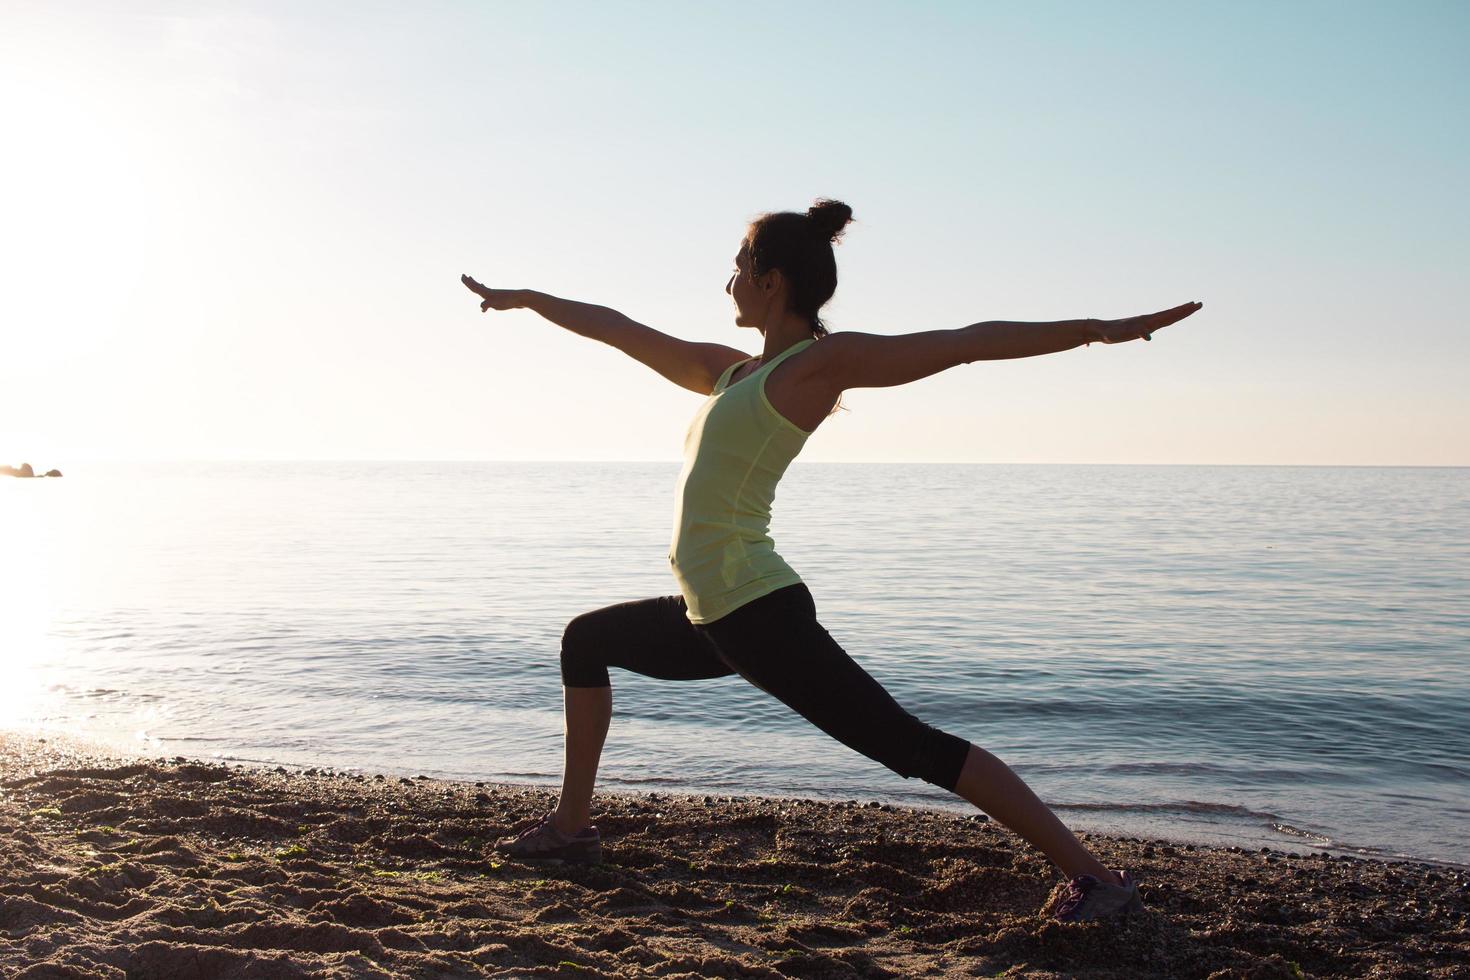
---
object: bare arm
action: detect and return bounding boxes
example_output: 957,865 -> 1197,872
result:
460,276 -> 747,395
815,302 -> 1202,390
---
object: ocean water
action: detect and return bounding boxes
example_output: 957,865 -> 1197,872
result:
3,461 -> 1467,869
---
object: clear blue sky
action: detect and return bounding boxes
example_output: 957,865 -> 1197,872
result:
2,0 -> 1465,464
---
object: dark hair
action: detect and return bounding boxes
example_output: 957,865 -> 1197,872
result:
742,198 -> 855,339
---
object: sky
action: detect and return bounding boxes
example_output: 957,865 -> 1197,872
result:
1,0 -> 1466,466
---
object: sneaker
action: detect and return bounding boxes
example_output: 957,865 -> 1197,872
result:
1047,869 -> 1144,922
492,809 -> 602,864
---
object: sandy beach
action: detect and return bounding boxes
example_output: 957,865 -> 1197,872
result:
1,730 -> 1465,979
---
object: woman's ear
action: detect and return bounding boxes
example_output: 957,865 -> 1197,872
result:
759,267 -> 783,297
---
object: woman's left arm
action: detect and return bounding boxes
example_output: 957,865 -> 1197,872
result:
815,301 -> 1202,390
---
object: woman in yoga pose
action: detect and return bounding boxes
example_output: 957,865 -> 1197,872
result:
461,198 -> 1201,921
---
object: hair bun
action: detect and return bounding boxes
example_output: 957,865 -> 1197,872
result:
806,198 -> 854,244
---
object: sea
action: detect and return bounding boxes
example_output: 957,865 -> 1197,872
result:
3,461 -> 1466,869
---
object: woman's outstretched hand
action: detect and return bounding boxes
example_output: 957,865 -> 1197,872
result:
461,274 -> 523,312
1085,301 -> 1203,345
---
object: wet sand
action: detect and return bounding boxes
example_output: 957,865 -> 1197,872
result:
2,730 -> 1466,979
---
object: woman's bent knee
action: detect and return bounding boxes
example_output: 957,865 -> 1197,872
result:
560,613 -> 611,688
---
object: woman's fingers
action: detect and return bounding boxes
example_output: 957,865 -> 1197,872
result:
1154,303 -> 1194,323
1162,301 -> 1203,323
1142,302 -> 1202,334
462,274 -> 505,312
1102,301 -> 1202,343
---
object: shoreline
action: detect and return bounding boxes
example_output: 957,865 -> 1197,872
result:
19,725 -> 1464,873
3,730 -> 1466,978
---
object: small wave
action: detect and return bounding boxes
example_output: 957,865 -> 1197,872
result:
215,754 -> 300,766
59,687 -> 166,703
597,776 -> 745,792
1054,799 -> 1281,821
1095,761 -> 1310,781
1270,822 -> 1334,843
596,774 -> 720,786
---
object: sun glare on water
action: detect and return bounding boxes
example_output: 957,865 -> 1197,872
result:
0,483 -> 71,732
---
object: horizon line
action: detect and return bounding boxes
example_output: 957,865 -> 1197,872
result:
21,458 -> 1470,469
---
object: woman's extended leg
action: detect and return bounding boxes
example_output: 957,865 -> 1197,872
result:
952,742 -> 1121,886
698,583 -> 1120,885
555,593 -> 735,834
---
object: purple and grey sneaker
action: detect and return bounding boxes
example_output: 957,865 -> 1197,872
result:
1047,868 -> 1145,922
493,809 -> 603,864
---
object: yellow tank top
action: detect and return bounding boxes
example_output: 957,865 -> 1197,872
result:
668,337 -> 818,624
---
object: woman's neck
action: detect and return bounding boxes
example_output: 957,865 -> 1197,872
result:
756,317 -> 815,362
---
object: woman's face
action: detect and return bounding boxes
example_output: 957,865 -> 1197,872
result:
726,243 -> 761,328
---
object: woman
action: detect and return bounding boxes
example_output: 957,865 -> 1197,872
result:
461,198 -> 1201,922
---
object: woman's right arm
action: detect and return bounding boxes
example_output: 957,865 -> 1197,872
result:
461,275 -> 747,396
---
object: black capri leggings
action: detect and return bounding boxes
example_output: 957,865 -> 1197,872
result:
560,582 -> 972,793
